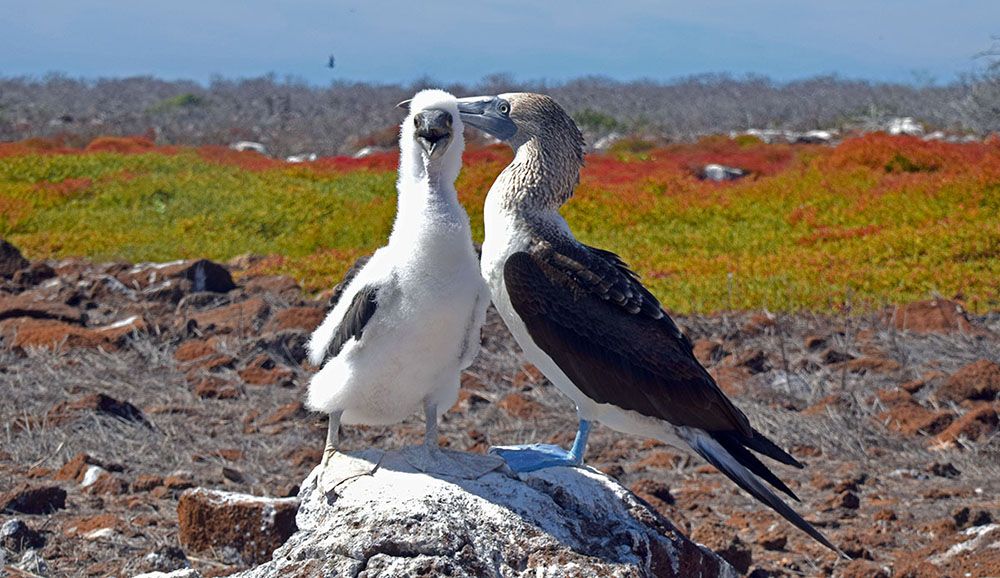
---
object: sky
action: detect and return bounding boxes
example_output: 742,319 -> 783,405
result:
3,0 -> 999,85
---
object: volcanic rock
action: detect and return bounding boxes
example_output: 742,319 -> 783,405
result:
229,449 -> 738,577
177,488 -> 299,566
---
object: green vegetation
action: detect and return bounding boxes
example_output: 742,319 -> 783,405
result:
1,134 -> 997,313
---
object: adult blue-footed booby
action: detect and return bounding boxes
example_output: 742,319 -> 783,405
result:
456,92 -> 844,555
306,89 -> 490,481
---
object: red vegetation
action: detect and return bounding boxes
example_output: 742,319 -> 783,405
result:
85,136 -> 157,153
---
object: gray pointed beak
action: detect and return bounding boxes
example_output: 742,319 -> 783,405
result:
413,108 -> 453,159
396,99 -> 411,110
456,95 -> 517,141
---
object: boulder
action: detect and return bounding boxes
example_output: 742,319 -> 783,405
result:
0,483 -> 67,514
0,290 -> 83,323
121,259 -> 235,293
177,488 -> 299,566
0,239 -> 30,278
888,299 -> 978,334
229,449 -> 737,577
1,519 -> 45,552
937,360 -> 1000,403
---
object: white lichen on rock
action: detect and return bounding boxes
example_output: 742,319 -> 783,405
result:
231,448 -> 737,578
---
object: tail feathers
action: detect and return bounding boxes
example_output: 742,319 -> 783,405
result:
688,431 -> 848,559
739,429 -> 804,469
712,432 -> 800,501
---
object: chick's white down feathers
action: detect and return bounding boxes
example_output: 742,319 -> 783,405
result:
306,89 -> 489,426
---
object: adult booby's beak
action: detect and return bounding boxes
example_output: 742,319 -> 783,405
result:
456,96 -> 517,141
413,108 -> 452,160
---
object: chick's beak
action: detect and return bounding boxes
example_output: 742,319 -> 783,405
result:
413,108 -> 453,159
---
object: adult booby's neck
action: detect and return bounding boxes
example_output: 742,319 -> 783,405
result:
486,135 -> 583,218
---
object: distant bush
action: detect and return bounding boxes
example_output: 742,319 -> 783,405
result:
573,108 -> 622,134
85,135 -> 156,153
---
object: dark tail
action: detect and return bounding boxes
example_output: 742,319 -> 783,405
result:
687,430 -> 848,558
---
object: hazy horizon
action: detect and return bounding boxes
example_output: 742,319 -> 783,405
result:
4,1 -> 999,87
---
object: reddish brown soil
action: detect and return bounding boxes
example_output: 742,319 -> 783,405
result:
1,254 -> 998,577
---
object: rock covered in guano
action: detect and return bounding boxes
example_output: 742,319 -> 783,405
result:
230,448 -> 737,577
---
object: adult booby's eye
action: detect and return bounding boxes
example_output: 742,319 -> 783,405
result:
498,101 -> 510,115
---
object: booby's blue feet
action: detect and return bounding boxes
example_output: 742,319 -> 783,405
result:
490,419 -> 591,473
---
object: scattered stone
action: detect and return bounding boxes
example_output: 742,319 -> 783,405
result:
1,483 -> 67,514
952,506 -> 992,529
243,275 -> 301,299
192,375 -> 242,399
803,334 -> 828,351
839,559 -> 890,578
134,546 -> 191,575
740,312 -> 776,336
937,359 -> 1000,403
177,488 -> 299,566
188,297 -> 269,335
260,401 -> 306,427
933,404 -> 999,446
889,299 -> 978,334
132,474 -> 165,492
1,519 -> 45,552
12,262 -> 57,286
755,529 -> 787,551
824,490 -> 861,510
0,238 -> 30,278
48,392 -> 151,427
927,462 -> 961,478
174,339 -> 219,362
691,522 -> 752,574
693,339 -> 727,366
843,355 -> 901,374
709,366 -> 748,397
238,353 -> 295,387
878,402 -> 955,436
820,347 -> 854,365
261,306 -> 324,334
630,478 -> 675,508
252,329 -> 310,364
14,548 -> 49,576
732,349 -> 771,374
123,259 -> 235,293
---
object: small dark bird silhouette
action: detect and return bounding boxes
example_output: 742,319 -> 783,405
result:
328,55 -> 336,69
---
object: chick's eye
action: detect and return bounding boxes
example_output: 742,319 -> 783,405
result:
498,102 -> 510,115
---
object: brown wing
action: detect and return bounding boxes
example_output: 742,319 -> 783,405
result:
504,239 -> 752,436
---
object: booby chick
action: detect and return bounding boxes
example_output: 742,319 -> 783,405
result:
306,89 -> 490,483
456,92 -> 844,556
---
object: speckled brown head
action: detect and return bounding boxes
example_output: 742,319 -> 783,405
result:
457,92 -> 585,210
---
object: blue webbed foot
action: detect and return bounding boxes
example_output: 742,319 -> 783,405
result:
488,443 -> 582,472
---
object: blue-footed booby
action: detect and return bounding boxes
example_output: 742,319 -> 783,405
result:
306,89 -> 490,482
456,92 -> 844,556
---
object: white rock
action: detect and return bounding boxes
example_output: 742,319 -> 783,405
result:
887,117 -> 923,136
230,141 -> 268,155
230,448 -> 737,577
132,569 -> 202,578
700,164 -> 747,182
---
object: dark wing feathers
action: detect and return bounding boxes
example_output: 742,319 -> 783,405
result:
504,239 -> 838,554
323,285 -> 378,362
504,242 -> 752,436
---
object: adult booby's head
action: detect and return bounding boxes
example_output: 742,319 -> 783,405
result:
397,89 -> 465,183
457,93 -> 584,210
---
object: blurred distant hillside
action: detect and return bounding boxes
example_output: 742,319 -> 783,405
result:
1,71 -> 998,157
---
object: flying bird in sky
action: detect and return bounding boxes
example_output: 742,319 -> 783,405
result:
456,91 -> 845,556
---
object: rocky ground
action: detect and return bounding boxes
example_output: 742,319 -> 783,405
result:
0,239 -> 998,577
